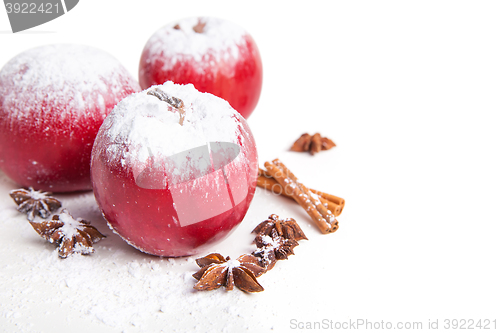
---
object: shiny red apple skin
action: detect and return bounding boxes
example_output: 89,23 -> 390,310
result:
91,82 -> 259,257
138,17 -> 263,119
0,44 -> 140,192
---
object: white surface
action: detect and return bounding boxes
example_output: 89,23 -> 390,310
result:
1,1 -> 499,332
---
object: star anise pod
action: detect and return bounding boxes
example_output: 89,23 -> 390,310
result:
29,209 -> 106,259
252,242 -> 278,272
291,133 -> 312,152
291,132 -> 336,155
9,187 -> 62,221
252,229 -> 299,271
252,214 -> 307,241
192,253 -> 265,293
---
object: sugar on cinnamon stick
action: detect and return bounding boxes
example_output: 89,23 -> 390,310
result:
271,159 -> 337,226
310,189 -> 344,207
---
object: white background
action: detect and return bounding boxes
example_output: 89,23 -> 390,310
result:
1,1 -> 499,332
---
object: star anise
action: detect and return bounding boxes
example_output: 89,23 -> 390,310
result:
291,133 -> 336,155
252,229 -> 299,271
192,253 -> 265,293
9,187 -> 62,221
252,214 -> 307,241
29,209 -> 106,259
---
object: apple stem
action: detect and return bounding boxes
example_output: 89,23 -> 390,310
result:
147,88 -> 186,126
192,19 -> 206,33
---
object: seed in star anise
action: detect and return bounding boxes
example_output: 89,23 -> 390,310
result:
29,209 -> 106,259
252,214 -> 307,241
9,187 -> 62,221
192,253 -> 265,293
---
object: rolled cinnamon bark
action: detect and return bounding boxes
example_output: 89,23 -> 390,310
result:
316,195 -> 342,217
309,189 -> 345,208
264,163 -> 345,209
271,159 -> 337,227
257,175 -> 342,216
256,175 -> 293,198
264,162 -> 338,234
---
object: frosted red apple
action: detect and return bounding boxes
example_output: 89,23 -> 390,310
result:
139,17 -> 263,119
91,81 -> 258,257
0,44 -> 140,192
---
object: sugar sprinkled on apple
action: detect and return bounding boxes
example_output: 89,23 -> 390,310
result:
139,16 -> 263,119
0,44 -> 141,192
91,81 -> 258,257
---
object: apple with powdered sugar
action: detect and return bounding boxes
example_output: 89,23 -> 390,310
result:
91,81 -> 258,257
139,17 -> 263,119
0,44 -> 140,192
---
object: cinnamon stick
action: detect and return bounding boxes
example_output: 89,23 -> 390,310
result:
257,175 -> 342,216
272,159 -> 337,227
264,161 -> 338,234
309,189 -> 345,208
256,175 -> 293,198
316,195 -> 342,217
259,167 -> 345,210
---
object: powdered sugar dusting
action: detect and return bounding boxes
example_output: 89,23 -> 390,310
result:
309,191 -> 322,206
0,196 -> 281,332
259,234 -> 281,249
0,44 -> 139,129
23,188 -> 51,201
224,258 -> 241,270
1,172 -> 337,332
143,17 -> 247,72
98,81 -> 243,168
57,211 -> 89,239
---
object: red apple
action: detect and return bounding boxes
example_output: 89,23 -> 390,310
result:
139,16 -> 263,119
91,81 -> 258,257
0,44 -> 140,192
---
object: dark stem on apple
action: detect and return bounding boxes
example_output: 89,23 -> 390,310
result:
147,88 -> 186,126
193,19 -> 206,33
